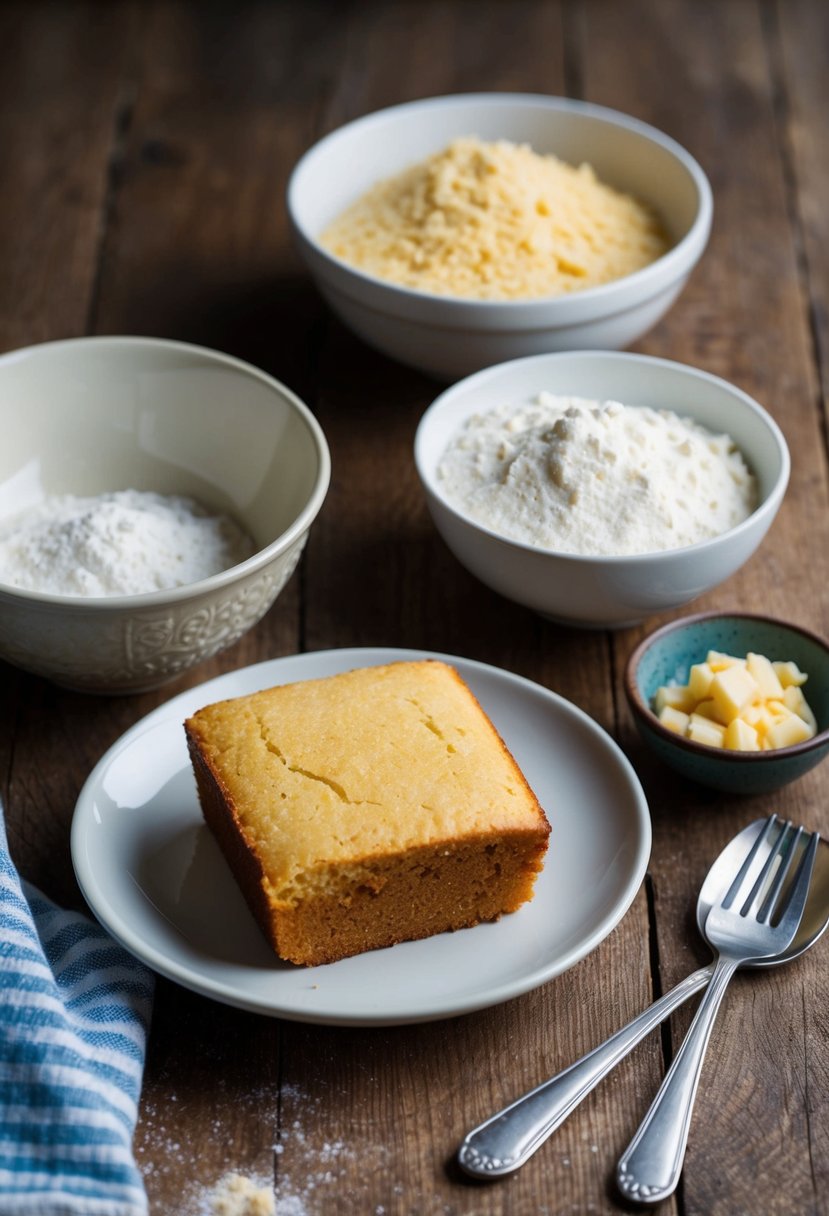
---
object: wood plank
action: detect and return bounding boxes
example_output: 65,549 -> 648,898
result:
0,1 -> 136,352
771,2 -> 829,1205
582,1 -> 829,1213
88,0 -> 335,405
134,984 -> 281,1212
41,2 -> 340,1208
0,0 -> 138,877
0,1 -> 236,904
777,0 -> 829,520
0,0 -> 127,878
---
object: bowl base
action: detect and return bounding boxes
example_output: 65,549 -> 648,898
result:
538,610 -> 644,630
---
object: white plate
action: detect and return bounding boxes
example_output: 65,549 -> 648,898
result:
71,648 -> 651,1026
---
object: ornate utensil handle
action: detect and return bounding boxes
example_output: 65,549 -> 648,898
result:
458,965 -> 712,1179
616,956 -> 739,1204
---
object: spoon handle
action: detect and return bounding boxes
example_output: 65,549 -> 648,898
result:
616,955 -> 739,1204
457,964 -> 713,1178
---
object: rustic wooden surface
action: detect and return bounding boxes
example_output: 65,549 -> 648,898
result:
2,2 -> 828,1213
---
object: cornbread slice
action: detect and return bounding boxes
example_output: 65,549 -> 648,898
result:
184,660 -> 550,966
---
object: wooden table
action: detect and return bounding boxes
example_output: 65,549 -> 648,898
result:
2,2 -> 828,1213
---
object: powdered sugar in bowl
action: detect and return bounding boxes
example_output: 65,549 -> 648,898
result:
415,350 -> 789,628
0,337 -> 330,693
0,490 -> 257,597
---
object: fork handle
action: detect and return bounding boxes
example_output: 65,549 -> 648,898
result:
616,955 -> 740,1204
457,965 -> 713,1178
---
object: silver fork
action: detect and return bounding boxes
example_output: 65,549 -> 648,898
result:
616,817 -> 819,1205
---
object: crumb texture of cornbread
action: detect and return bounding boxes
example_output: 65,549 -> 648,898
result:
320,137 -> 669,300
184,660 -> 550,965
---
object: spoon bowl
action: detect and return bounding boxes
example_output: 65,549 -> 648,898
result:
695,817 -> 829,967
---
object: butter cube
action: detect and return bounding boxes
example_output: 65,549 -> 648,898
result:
765,713 -> 813,749
658,706 -> 690,736
654,684 -> 695,714
709,665 -> 760,725
747,653 -> 784,700
692,699 -> 721,722
724,718 -> 760,751
687,662 -> 714,702
687,714 -> 727,748
652,647 -> 815,754
773,660 -> 808,688
743,703 -> 776,741
783,685 -> 818,733
706,650 -> 746,672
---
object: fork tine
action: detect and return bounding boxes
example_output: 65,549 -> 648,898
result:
770,830 -> 820,939
742,821 -> 797,919
753,824 -> 802,922
721,814 -> 780,911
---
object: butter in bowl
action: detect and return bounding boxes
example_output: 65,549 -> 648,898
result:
624,612 -> 829,793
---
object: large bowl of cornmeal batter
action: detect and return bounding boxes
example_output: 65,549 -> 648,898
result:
288,93 -> 712,379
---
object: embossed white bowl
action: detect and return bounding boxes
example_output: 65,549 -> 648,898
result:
0,337 -> 330,693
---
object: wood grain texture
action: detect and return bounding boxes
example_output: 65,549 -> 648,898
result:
583,3 -> 829,1213
0,1 -> 137,350
0,1 -> 827,1213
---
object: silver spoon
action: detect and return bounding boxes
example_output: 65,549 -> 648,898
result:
458,817 -> 829,1180
616,817 -> 819,1203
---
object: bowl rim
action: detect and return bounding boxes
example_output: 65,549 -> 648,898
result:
0,335 -> 332,610
413,349 -> 790,565
624,609 -> 829,762
286,91 -> 713,317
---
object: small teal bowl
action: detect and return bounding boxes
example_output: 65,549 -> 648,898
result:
624,612 -> 829,794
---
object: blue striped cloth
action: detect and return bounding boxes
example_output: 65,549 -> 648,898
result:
1,813 -> 154,1215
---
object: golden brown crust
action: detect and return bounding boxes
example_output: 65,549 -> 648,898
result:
184,723 -> 283,954
269,832 -> 549,966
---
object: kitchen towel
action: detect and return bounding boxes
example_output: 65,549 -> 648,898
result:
0,812 -> 154,1215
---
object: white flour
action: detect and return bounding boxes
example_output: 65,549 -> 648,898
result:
437,394 -> 757,556
0,489 -> 255,596
207,1172 -> 274,1216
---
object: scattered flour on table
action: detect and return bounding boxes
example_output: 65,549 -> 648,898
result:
207,1172 -> 275,1216
270,1086 -> 374,1216
137,1085 -> 278,1216
437,394 -> 757,556
0,489 -> 255,595
138,1080 -> 408,1216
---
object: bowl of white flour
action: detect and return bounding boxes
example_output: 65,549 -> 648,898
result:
415,350 -> 789,628
0,337 -> 330,692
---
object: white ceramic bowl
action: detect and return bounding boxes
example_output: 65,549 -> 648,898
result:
0,337 -> 330,693
414,351 -> 789,629
287,93 -> 712,380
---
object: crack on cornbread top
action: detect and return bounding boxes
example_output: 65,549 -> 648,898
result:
256,716 -> 382,809
406,696 -> 463,754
